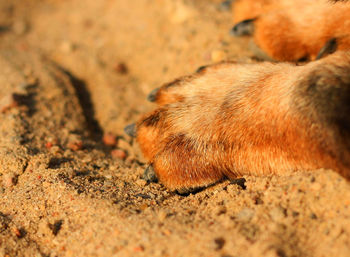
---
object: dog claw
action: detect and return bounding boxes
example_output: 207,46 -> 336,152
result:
316,38 -> 337,60
124,123 -> 136,137
147,88 -> 160,102
142,165 -> 158,183
230,18 -> 255,36
219,0 -> 234,11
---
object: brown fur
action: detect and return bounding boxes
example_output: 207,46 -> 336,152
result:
232,0 -> 350,61
135,52 -> 350,190
131,0 -> 350,191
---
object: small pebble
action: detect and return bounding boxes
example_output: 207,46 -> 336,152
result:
111,149 -> 127,160
269,206 -> 287,221
114,63 -> 128,74
2,173 -> 17,188
67,141 -> 83,151
82,155 -> 92,163
60,41 -> 74,53
48,220 -> 63,236
45,142 -> 53,149
310,213 -> 317,219
13,227 -> 25,238
104,174 -> 112,179
135,179 -> 147,187
157,210 -> 168,222
50,146 -> 61,154
133,245 -> 145,252
215,206 -> 227,215
103,132 -> 118,146
162,229 -> 172,236
236,208 -> 255,222
213,237 -> 226,250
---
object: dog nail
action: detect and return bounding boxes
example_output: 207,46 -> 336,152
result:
147,88 -> 160,102
230,18 -> 255,36
124,123 -> 136,137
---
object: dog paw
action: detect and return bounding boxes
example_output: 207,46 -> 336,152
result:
130,53 -> 350,190
231,0 -> 350,61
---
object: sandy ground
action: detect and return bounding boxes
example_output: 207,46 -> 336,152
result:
0,0 -> 349,256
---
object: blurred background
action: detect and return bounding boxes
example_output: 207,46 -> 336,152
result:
0,0 -> 252,135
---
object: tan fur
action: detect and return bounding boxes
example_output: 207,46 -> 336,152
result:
132,0 -> 350,191
232,0 -> 350,61
136,52 -> 350,190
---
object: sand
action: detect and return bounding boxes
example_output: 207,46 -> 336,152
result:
0,0 -> 349,256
